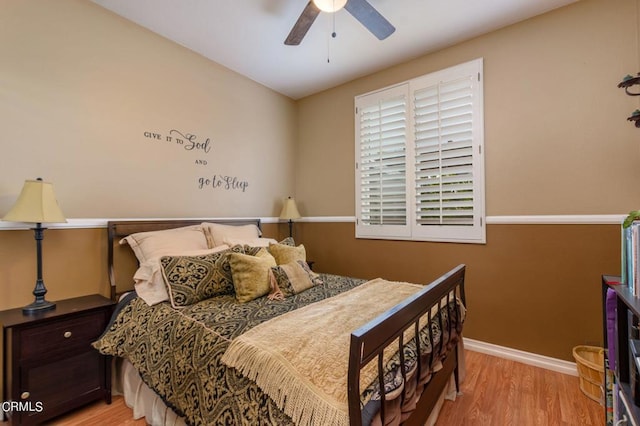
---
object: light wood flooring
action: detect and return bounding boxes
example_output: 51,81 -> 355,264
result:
29,350 -> 603,425
437,350 -> 603,425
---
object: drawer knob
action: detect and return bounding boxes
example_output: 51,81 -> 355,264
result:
63,331 -> 72,338
21,391 -> 30,400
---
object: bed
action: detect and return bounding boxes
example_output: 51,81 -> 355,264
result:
93,219 -> 466,426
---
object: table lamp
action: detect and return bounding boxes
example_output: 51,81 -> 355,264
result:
279,197 -> 301,239
3,178 -> 67,314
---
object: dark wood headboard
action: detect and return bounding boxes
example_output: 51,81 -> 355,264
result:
107,219 -> 262,300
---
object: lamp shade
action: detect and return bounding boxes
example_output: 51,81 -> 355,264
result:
279,197 -> 301,220
313,0 -> 347,12
3,179 -> 67,224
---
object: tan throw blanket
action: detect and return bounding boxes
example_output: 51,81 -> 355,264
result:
221,278 -> 423,426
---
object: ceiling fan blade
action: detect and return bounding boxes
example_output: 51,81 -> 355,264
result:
285,1 -> 321,45
344,0 -> 395,40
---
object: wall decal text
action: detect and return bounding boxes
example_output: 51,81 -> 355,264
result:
198,176 -> 249,192
143,129 -> 250,192
143,129 -> 212,155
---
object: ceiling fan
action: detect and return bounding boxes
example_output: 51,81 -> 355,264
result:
285,0 -> 395,46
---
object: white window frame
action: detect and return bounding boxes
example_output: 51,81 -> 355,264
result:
355,58 -> 485,244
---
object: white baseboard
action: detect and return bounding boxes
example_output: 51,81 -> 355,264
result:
463,337 -> 578,376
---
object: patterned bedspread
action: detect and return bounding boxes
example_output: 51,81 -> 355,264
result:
92,273 -> 463,426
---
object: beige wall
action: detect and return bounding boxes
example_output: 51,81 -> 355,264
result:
0,0 -> 297,218
296,0 -> 640,216
293,0 -> 640,361
0,0 -> 297,308
0,0 -> 297,398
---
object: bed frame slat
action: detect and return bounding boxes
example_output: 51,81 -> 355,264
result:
347,264 -> 466,426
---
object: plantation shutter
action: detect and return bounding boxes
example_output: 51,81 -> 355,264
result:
355,58 -> 484,243
355,84 -> 411,238
411,59 -> 484,242
413,77 -> 474,226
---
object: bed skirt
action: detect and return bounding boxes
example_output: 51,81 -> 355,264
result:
114,357 -> 185,426
112,339 -> 466,426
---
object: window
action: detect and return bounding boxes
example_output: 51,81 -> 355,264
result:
355,58 -> 485,243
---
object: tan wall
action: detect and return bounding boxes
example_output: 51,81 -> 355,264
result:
293,0 -> 640,362
295,221 -> 619,361
295,0 -> 640,216
0,0 -> 297,218
0,0 -> 295,399
0,228 -> 110,308
0,222 -> 282,312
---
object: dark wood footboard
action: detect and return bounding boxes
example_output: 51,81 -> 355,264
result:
348,264 -> 466,426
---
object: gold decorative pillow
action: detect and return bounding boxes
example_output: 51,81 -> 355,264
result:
268,243 -> 306,265
242,245 -> 264,256
229,249 -> 277,303
269,261 -> 322,299
160,245 -> 246,307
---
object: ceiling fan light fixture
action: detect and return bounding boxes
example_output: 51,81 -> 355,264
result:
313,0 -> 348,13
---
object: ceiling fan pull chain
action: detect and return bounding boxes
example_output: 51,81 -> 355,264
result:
332,5 -> 337,38
327,23 -> 331,63
327,12 -> 336,64
327,7 -> 338,63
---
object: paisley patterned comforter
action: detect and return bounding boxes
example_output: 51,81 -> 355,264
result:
92,273 -> 463,426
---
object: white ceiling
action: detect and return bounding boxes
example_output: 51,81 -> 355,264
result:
91,0 -> 577,100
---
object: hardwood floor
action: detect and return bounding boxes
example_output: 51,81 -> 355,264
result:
437,350 -> 604,425
41,397 -> 147,426
39,350 -> 603,425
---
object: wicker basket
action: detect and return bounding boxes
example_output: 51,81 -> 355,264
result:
572,345 -> 605,405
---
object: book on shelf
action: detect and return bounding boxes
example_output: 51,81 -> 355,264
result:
622,221 -> 640,296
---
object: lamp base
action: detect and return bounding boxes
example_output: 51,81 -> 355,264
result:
22,299 -> 56,315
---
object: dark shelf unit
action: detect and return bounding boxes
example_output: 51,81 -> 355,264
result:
604,275 -> 640,425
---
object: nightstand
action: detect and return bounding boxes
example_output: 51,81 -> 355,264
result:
0,294 -> 115,425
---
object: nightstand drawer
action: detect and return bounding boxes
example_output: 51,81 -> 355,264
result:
20,311 -> 106,359
18,350 -> 104,424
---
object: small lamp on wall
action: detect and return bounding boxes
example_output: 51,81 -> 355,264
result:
2,178 -> 67,314
279,197 -> 301,239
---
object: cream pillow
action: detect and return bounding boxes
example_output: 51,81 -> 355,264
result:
133,245 -> 230,306
201,222 -> 261,248
222,237 -> 278,248
229,249 -> 277,303
268,243 -> 306,265
119,225 -> 208,263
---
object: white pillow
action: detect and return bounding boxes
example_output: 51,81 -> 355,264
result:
201,222 -> 261,248
119,225 -> 208,263
222,237 -> 278,248
133,245 -> 230,306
